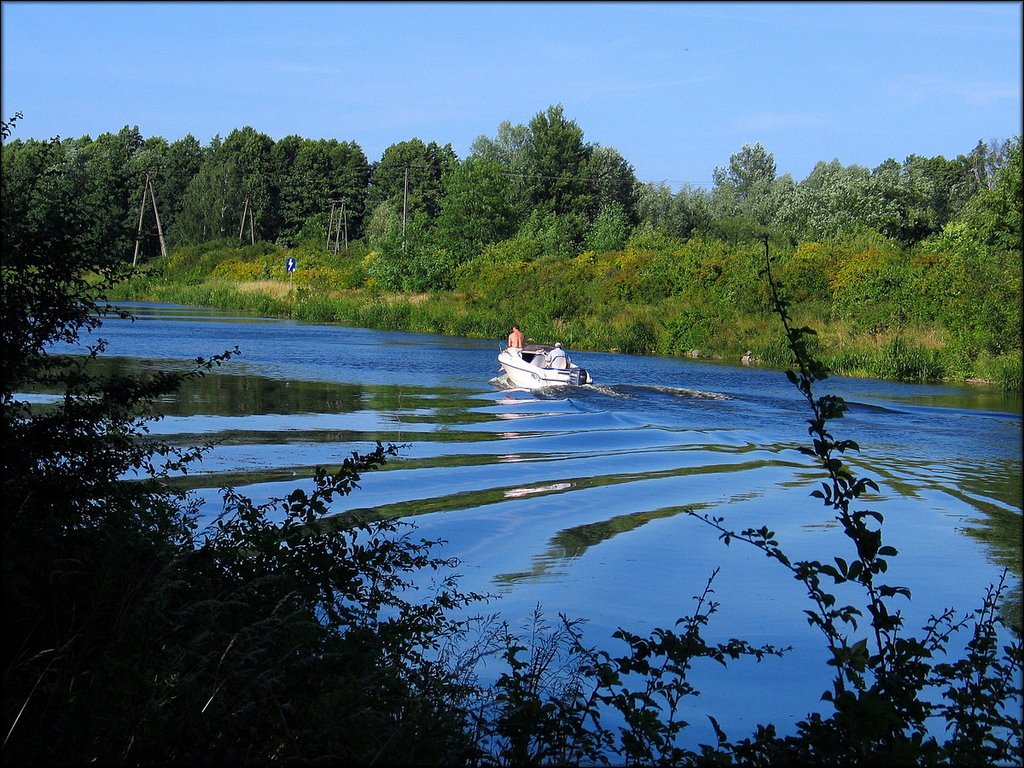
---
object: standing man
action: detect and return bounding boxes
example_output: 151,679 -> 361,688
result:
508,324 -> 525,351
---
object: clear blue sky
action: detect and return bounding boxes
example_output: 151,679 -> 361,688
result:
2,1 -> 1021,190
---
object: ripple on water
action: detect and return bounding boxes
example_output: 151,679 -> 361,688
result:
33,306 -> 1021,749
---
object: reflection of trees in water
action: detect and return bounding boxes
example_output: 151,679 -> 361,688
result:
47,355 -> 486,420
34,355 -> 1023,630
857,452 -> 1021,630
957,461 -> 1023,630
494,504 -> 703,585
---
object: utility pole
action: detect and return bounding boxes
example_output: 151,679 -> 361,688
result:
327,200 -> 337,252
132,171 -> 167,266
334,200 -> 345,254
341,200 -> 349,254
327,201 -> 335,252
402,165 -> 409,254
326,200 -> 349,255
402,166 -> 409,234
239,196 -> 255,244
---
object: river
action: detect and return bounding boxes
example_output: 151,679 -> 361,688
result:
45,302 -> 1023,746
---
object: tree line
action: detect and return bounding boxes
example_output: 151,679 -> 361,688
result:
2,104 -> 1016,282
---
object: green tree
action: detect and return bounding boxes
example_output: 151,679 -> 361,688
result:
867,157 -> 935,245
922,137 -> 1023,359
713,142 -> 777,203
368,139 -> 457,225
525,104 -> 592,229
958,136 -> 1022,254
584,202 -> 630,253
517,207 -> 582,261
967,137 -> 1017,191
160,135 -> 204,248
221,126 -> 276,242
900,152 -> 978,232
78,126 -> 146,259
712,142 -> 781,226
365,200 -> 406,290
275,136 -> 332,245
275,136 -> 371,247
432,157 -> 518,263
171,136 -> 243,245
582,144 -> 638,226
469,119 -> 533,225
634,181 -> 674,230
778,160 -> 888,241
327,138 -> 371,242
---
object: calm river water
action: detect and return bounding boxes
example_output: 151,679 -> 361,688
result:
47,302 -> 1023,745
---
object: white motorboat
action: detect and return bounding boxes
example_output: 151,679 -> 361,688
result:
497,344 -> 593,389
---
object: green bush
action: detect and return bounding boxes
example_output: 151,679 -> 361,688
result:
295,296 -> 340,324
358,300 -> 412,330
665,307 -> 715,354
293,266 -> 344,292
876,336 -> 945,382
210,259 -> 267,281
977,351 -> 1024,392
608,308 -> 659,354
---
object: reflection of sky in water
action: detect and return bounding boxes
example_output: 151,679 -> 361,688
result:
31,302 -> 1023,747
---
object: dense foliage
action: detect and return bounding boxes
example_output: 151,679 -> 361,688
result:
2,105 -> 1015,259
3,110 -> 1022,765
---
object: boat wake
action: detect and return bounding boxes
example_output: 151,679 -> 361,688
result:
594,383 -> 731,401
489,376 -> 729,402
639,384 -> 731,400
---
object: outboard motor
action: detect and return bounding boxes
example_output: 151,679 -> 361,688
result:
569,368 -> 590,385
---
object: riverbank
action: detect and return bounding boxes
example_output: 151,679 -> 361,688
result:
110,271 -> 1022,392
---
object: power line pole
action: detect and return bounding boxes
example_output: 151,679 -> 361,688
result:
326,200 -> 349,255
326,200 -> 338,252
341,200 -> 349,254
402,165 -> 409,254
238,198 -> 254,243
239,196 -> 255,244
132,171 -> 167,266
334,200 -> 345,254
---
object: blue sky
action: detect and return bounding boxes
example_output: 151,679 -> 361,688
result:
2,1 -> 1021,190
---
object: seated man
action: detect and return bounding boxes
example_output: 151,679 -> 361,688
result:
547,342 -> 569,369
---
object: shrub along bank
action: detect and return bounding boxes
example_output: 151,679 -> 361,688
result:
114,227 -> 1022,391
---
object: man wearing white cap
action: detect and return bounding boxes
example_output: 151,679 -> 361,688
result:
547,341 -> 568,369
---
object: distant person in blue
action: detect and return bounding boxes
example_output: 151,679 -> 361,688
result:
547,342 -> 568,369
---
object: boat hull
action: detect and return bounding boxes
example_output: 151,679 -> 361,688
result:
497,347 -> 592,389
